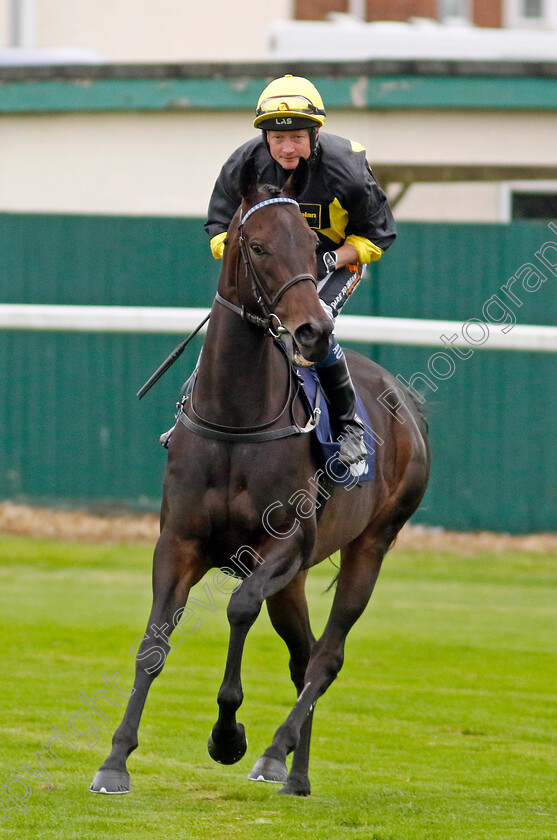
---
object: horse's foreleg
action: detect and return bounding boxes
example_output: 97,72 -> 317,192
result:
256,532 -> 389,795
208,539 -> 305,767
90,530 -> 204,794
248,570 -> 315,795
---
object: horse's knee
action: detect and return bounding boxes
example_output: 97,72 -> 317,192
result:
226,591 -> 262,628
289,656 -> 310,692
132,638 -> 170,681
140,658 -> 166,680
322,653 -> 344,689
308,645 -> 345,692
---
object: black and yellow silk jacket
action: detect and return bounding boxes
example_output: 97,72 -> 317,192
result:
205,132 -> 396,272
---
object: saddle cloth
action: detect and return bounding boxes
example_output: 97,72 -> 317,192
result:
296,366 -> 376,486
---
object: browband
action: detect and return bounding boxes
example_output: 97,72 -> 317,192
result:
240,197 -> 300,226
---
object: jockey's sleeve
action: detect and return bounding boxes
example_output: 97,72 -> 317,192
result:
205,140 -> 259,254
205,172 -> 237,255
339,140 -> 396,256
344,235 -> 383,264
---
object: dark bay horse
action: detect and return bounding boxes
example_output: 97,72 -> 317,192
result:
91,157 -> 430,797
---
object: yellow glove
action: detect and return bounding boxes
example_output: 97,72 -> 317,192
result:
210,232 -> 227,259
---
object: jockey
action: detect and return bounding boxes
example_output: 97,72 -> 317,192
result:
204,74 -> 396,465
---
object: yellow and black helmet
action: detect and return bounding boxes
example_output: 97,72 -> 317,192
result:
254,75 -> 326,131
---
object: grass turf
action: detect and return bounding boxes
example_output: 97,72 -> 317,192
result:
0,535 -> 555,839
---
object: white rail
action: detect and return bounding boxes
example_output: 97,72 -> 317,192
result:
0,304 -> 556,352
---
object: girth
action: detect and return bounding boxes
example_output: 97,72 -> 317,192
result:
178,405 -> 319,443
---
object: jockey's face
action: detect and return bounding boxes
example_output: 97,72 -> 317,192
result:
267,129 -> 313,170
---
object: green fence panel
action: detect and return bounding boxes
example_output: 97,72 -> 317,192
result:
1,213 -> 556,532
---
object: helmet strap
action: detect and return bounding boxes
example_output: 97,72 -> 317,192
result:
309,126 -> 319,159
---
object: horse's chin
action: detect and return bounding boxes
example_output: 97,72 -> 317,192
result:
280,330 -> 331,367
292,335 -> 331,367
293,350 -> 316,368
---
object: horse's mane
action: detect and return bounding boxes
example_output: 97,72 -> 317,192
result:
261,184 -> 282,198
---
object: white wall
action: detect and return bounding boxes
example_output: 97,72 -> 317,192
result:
0,0 -> 10,46
325,109 -> 557,169
1,0 -> 293,60
0,112 -> 259,216
326,109 -> 557,221
1,108 -> 556,221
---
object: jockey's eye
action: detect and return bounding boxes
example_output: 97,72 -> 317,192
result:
250,243 -> 264,255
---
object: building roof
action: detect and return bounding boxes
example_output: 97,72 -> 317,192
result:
1,59 -> 557,114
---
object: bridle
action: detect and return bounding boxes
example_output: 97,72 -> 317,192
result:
179,196 -> 322,442
137,197 -> 318,404
215,196 -> 317,338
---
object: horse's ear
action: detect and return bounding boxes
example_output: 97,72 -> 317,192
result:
282,157 -> 309,200
239,156 -> 259,202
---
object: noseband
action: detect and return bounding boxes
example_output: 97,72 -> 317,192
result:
216,196 -> 317,336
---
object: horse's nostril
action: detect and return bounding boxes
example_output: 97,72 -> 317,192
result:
295,323 -> 319,346
294,318 -> 333,348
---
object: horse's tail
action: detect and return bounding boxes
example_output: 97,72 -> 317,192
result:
324,555 -> 340,593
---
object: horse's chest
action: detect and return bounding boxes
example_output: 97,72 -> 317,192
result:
169,449 -> 301,548
202,486 -> 263,537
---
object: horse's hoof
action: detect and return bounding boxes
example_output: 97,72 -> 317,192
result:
278,777 -> 311,796
207,723 -> 247,765
247,756 -> 288,784
90,768 -> 130,794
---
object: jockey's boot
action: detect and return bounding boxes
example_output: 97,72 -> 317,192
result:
316,355 -> 367,465
159,371 -> 196,448
159,425 -> 175,449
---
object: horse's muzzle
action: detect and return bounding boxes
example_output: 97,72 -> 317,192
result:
294,318 -> 333,363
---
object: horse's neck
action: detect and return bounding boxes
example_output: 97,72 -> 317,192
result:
192,300 -> 289,429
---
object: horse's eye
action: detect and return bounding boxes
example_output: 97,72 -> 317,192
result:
251,243 -> 264,255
